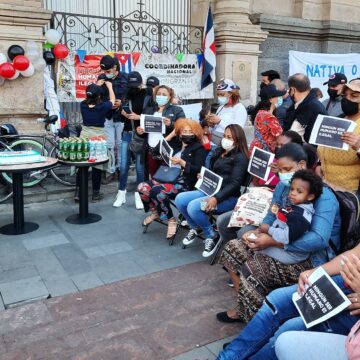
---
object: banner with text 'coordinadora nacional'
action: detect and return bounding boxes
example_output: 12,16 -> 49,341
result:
57,53 -> 213,102
289,51 -> 360,99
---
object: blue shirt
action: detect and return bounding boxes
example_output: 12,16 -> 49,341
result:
80,101 -> 113,128
262,182 -> 341,267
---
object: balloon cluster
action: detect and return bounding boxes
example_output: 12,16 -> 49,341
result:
42,29 -> 69,65
0,28 -> 68,85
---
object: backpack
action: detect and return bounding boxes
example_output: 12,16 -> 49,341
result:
0,123 -> 18,136
330,188 -> 360,253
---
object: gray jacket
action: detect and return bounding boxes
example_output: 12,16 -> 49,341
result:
322,96 -> 343,117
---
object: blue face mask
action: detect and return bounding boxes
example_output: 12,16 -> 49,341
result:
156,95 -> 169,106
218,96 -> 229,106
105,73 -> 114,79
277,96 -> 283,107
278,171 -> 295,186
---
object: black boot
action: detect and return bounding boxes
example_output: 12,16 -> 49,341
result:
92,190 -> 104,202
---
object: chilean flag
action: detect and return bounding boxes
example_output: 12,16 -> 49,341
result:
201,5 -> 216,90
115,53 -> 132,73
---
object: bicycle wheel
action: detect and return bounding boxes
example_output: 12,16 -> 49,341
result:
0,139 -> 48,187
49,146 -> 76,186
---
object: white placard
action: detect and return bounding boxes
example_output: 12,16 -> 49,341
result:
195,166 -> 223,197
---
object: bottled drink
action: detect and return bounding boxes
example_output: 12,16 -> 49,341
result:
89,139 -> 96,162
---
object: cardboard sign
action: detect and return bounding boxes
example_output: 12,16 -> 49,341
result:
160,139 -> 173,167
309,115 -> 357,150
195,166 -> 223,197
292,267 -> 351,329
248,147 -> 275,181
140,115 -> 165,133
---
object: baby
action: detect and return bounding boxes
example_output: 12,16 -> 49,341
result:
249,169 -> 323,264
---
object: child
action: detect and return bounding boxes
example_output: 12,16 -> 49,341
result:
249,169 -> 323,264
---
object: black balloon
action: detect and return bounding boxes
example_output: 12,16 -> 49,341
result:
7,45 -> 25,60
43,50 -> 55,65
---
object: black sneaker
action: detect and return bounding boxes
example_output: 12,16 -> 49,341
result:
202,234 -> 221,258
182,229 -> 199,246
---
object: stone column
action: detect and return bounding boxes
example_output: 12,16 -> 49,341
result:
213,0 -> 267,104
0,1 -> 52,133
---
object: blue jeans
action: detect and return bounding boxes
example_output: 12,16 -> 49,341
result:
174,190 -> 238,238
205,144 -> 217,169
217,276 -> 356,360
118,131 -> 145,191
104,119 -> 124,173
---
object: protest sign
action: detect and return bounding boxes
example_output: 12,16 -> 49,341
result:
289,51 -> 360,99
57,53 -> 213,102
195,166 -> 223,197
160,138 -> 173,167
248,147 -> 275,181
309,115 -> 357,150
140,115 -> 165,133
292,267 -> 351,329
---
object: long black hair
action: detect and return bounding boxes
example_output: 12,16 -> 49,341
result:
249,99 -> 271,124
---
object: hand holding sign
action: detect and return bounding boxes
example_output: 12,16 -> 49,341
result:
160,138 -> 173,167
342,132 -> 360,151
140,115 -> 165,133
248,147 -> 275,181
195,166 -> 223,197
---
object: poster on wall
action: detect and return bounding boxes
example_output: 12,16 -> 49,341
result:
289,51 -> 360,99
57,53 -> 213,102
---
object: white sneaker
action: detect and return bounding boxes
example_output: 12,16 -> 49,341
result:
134,191 -> 144,210
182,229 -> 199,246
113,190 -> 126,207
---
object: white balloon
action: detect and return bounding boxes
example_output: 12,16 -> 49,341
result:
26,49 -> 39,62
25,41 -> 38,51
0,53 -> 7,65
20,63 -> 35,77
0,77 -> 5,86
45,29 -> 61,45
34,58 -> 46,72
9,71 -> 20,80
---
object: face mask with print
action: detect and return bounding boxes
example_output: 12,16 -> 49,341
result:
218,96 -> 229,106
156,95 -> 169,106
221,138 -> 235,151
276,97 -> 283,107
278,171 -> 295,186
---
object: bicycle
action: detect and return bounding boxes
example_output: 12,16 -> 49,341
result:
0,115 -> 77,203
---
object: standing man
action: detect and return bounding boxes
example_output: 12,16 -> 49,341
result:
260,69 -> 281,89
284,73 -> 327,143
97,55 -> 128,182
322,73 -> 347,117
145,76 -> 160,94
271,79 -> 293,127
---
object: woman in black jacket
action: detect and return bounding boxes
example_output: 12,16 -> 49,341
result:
138,119 -> 208,241
138,85 -> 186,177
175,124 -> 249,257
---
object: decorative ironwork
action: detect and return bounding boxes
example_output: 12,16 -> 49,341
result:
51,5 -> 203,54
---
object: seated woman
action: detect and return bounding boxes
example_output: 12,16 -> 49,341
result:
216,143 -> 341,323
139,85 -> 185,177
175,124 -> 249,258
317,79 -> 360,196
137,119 -> 207,242
216,246 -> 360,360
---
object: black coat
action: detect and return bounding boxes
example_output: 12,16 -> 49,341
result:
210,148 -> 249,203
284,92 -> 327,142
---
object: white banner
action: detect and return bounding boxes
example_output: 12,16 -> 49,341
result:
289,51 -> 360,98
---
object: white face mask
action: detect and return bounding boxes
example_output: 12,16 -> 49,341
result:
221,138 -> 234,151
218,96 -> 229,106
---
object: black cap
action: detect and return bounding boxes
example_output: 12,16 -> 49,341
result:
261,70 -> 280,81
260,84 -> 286,100
323,73 -> 347,86
146,76 -> 160,87
100,55 -> 116,70
128,71 -> 143,87
86,83 -> 102,98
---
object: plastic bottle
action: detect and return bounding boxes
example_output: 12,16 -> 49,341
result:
89,138 -> 96,162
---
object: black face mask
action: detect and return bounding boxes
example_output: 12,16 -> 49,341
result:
260,82 -> 266,89
327,88 -> 338,100
128,88 -> 141,97
180,135 -> 196,145
341,97 -> 359,116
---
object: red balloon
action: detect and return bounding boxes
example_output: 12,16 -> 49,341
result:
52,43 -> 69,59
13,55 -> 30,71
0,62 -> 16,79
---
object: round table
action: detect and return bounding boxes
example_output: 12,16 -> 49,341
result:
59,159 -> 108,225
0,157 -> 58,235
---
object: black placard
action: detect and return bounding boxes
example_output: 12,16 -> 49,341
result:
141,115 -> 164,133
248,147 -> 274,180
196,167 -> 223,197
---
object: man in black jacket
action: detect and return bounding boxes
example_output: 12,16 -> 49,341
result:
284,73 -> 327,143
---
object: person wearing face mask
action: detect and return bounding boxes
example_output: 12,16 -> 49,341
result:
175,124 -> 249,258
271,79 -> 294,128
145,76 -> 160,94
137,119 -> 208,241
260,69 -> 281,89
284,73 -> 327,143
317,79 -> 360,195
322,73 -> 347,117
138,85 -> 185,177
113,71 -> 154,209
97,55 -> 128,182
216,143 -> 341,325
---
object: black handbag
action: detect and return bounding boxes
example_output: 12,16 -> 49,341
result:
129,132 -> 146,154
153,165 -> 181,184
